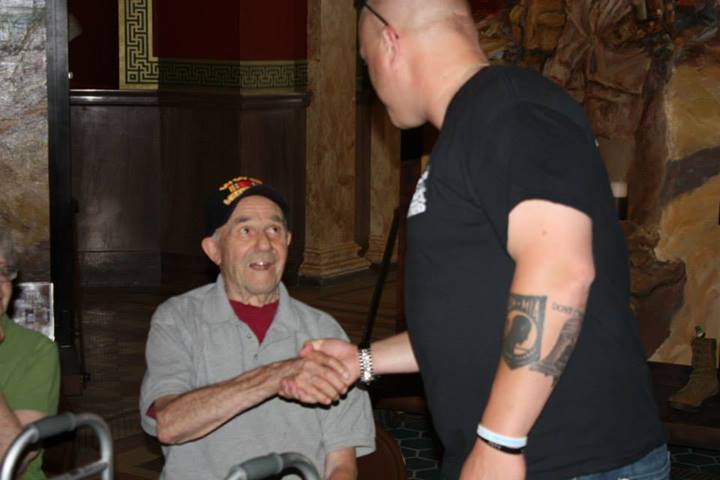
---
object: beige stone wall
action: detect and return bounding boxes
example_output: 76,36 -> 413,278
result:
653,176 -> 720,363
0,1 -> 50,281
650,62 -> 720,364
365,100 -> 400,264
665,64 -> 720,161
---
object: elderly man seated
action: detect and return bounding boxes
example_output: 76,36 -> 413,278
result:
140,177 -> 375,479
0,231 -> 60,479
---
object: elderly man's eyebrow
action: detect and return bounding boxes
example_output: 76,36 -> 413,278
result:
230,215 -> 286,225
231,216 -> 251,225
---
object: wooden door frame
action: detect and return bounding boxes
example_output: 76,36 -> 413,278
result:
47,0 -> 75,350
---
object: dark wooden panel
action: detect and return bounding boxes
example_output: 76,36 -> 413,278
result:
355,90 -> 372,253
71,102 -> 162,286
71,90 -> 310,109
238,103 -> 306,280
71,90 -> 309,287
79,252 -> 161,287
159,104 -> 240,257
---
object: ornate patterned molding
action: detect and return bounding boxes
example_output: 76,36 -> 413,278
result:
118,0 -> 308,90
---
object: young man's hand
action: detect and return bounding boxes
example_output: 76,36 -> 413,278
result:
459,440 -> 526,480
278,340 -> 359,404
276,348 -> 351,405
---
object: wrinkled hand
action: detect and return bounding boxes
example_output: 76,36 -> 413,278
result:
459,440 -> 526,480
276,350 -> 350,405
278,339 -> 360,405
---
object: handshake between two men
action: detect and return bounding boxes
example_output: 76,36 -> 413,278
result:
280,331 -> 418,405
278,339 -> 363,406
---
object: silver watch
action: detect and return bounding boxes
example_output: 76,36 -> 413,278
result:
358,347 -> 376,384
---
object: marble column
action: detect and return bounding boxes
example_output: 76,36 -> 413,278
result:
301,0 -> 369,279
0,0 -> 50,280
365,99 -> 400,264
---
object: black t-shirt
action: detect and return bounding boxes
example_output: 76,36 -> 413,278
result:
405,65 -> 666,480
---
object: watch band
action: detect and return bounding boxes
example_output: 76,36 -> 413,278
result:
357,347 -> 375,385
477,435 -> 525,455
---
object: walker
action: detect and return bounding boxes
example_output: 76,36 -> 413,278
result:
0,412 -> 113,480
1,412 -> 320,480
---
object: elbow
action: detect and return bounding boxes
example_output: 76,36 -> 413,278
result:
562,261 -> 595,301
325,463 -> 357,480
545,257 -> 595,300
572,260 -> 595,291
155,422 -> 173,445
155,412 -> 179,445
525,256 -> 596,296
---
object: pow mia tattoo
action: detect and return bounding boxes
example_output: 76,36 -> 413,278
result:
530,302 -> 584,386
502,294 -> 546,369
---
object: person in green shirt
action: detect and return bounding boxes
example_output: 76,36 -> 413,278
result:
0,231 -> 59,480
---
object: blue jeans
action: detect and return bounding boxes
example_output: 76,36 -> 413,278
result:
570,445 -> 670,480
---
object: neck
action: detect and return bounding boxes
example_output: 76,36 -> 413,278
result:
222,278 -> 280,307
426,58 -> 489,128
228,290 -> 279,307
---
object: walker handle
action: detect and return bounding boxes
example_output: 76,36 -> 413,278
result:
32,412 -> 78,439
237,453 -> 284,479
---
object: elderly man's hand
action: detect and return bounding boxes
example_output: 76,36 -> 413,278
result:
276,350 -> 350,405
279,340 -> 360,404
302,339 -> 361,383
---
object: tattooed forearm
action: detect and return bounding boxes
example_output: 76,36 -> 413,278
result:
530,303 -> 584,386
502,294 -> 546,369
551,302 -> 583,318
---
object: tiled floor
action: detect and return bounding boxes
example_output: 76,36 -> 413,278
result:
60,268 -> 720,479
670,445 -> 720,479
378,412 -> 442,480
379,412 -> 720,480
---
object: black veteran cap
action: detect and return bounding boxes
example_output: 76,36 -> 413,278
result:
205,176 -> 290,237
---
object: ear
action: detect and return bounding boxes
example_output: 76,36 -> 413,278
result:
380,25 -> 399,64
286,231 -> 292,247
201,236 -> 222,266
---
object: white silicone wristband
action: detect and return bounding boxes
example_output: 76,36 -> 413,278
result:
476,424 -> 527,449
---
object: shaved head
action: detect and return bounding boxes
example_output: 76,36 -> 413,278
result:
358,0 -> 488,128
361,0 -> 475,37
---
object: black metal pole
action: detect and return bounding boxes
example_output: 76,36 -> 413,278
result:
360,208 -> 399,348
46,0 -> 75,349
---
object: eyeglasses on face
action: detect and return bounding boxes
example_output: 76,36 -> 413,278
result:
354,0 -> 392,29
0,265 -> 18,282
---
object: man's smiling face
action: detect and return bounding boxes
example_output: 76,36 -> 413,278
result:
204,195 -> 291,306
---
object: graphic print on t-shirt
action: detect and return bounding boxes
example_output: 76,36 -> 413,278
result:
408,166 -> 429,218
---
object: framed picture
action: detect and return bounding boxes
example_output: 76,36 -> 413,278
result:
11,282 -> 54,341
